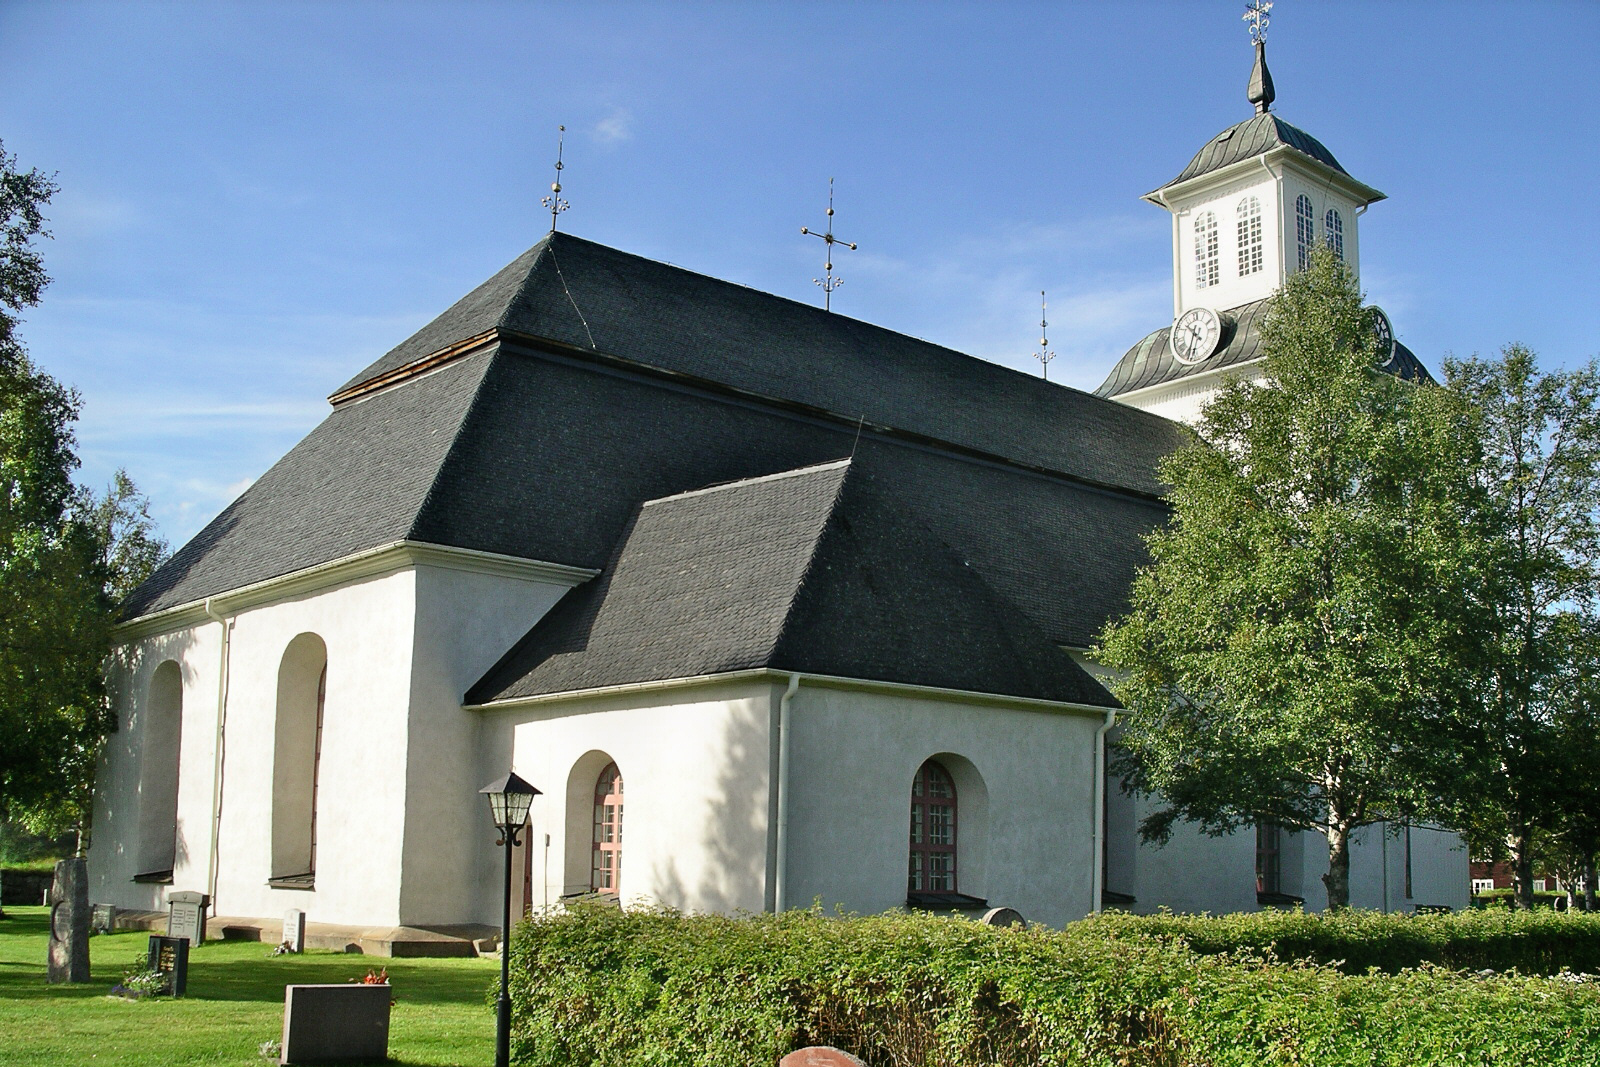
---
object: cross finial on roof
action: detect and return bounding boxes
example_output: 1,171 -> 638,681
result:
1244,2 -> 1276,114
1035,291 -> 1057,381
800,177 -> 858,313
542,126 -> 570,233
1243,0 -> 1271,44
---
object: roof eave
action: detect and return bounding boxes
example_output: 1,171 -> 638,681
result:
1145,145 -> 1386,209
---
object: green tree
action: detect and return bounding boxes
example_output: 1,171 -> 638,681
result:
0,142 -> 166,912
1444,347 -> 1600,909
1097,249 -> 1483,909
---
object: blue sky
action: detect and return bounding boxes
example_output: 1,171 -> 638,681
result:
2,1 -> 1596,547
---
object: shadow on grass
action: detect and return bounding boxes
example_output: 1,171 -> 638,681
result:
1,908 -> 496,1006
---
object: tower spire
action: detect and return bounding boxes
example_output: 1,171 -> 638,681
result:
800,177 -> 858,313
543,125 -> 570,233
1244,1 -> 1275,114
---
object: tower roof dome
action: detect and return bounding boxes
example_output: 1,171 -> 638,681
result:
1149,111 -> 1353,197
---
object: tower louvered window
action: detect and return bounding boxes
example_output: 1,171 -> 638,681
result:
1194,212 -> 1219,289
1324,208 -> 1344,261
908,760 -> 957,892
1295,195 -> 1315,270
1237,196 -> 1263,276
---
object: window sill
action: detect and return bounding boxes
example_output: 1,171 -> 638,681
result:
268,874 -> 316,891
906,891 -> 988,911
1256,890 -> 1304,909
132,870 -> 174,885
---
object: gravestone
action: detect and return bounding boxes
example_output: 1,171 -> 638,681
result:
147,935 -> 190,996
281,984 -> 391,1065
91,903 -> 117,934
166,890 -> 209,945
981,906 -> 1026,929
779,1048 -> 866,1067
282,908 -> 306,952
46,858 -> 91,983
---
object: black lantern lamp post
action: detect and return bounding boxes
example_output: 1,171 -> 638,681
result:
480,771 -> 541,1067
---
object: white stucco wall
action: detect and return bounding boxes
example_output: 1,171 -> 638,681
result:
782,683 -> 1104,928
90,569 -> 420,927
399,564 -> 578,925
479,680 -> 778,925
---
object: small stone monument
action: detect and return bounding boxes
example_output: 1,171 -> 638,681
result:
282,908 -> 306,953
981,906 -> 1026,929
91,903 -> 117,934
281,984 -> 391,1065
47,858 -> 91,983
779,1049 -> 866,1067
166,890 -> 209,946
147,934 -> 190,996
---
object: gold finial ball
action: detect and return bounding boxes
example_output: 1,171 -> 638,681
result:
801,227 -> 810,235
847,243 -> 857,250
555,161 -> 563,171
1041,338 -> 1048,347
826,207 -> 834,216
825,261 -> 832,271
552,182 -> 561,192
558,124 -> 565,131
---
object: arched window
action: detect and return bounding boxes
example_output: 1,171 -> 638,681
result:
1194,211 -> 1219,289
591,762 -> 623,894
908,760 -> 957,892
1324,208 -> 1344,261
136,660 -> 183,879
1295,194 -> 1315,270
271,634 -> 327,886
1236,196 -> 1263,276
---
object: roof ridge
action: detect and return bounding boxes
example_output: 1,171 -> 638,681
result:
643,458 -> 852,507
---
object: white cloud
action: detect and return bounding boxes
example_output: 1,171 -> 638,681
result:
592,108 -> 634,145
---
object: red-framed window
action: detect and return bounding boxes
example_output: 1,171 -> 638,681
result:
591,762 -> 624,894
1256,822 -> 1281,894
908,760 -> 957,893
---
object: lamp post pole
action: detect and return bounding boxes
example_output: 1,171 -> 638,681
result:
480,772 -> 541,1067
497,819 -> 515,1067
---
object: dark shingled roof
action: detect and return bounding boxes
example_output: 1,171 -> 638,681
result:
1094,295 -> 1434,400
1152,112 -> 1352,194
466,459 -> 1115,708
337,233 -> 1187,499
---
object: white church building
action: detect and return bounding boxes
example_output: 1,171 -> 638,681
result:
88,37 -> 1467,949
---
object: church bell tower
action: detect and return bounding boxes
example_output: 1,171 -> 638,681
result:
1093,7 -> 1415,424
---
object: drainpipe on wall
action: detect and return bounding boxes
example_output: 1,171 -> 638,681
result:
1092,708 -> 1118,914
202,599 -> 233,916
773,673 -> 801,913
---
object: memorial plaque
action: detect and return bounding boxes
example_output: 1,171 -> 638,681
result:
47,858 -> 91,983
147,935 -> 190,996
981,906 -> 1026,929
91,903 -> 116,934
166,890 -> 209,946
282,908 -> 306,953
281,984 -> 391,1065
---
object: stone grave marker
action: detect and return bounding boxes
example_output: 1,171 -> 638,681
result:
147,934 -> 190,996
283,908 -> 306,952
779,1048 -> 866,1067
166,890 -> 209,945
91,903 -> 117,934
981,906 -> 1026,929
46,858 -> 90,983
281,984 -> 391,1065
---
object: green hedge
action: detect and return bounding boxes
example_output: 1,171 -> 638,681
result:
1074,906 -> 1600,975
506,906 -> 1600,1067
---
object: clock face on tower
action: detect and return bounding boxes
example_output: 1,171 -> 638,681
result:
1170,306 -> 1223,365
1368,306 -> 1396,367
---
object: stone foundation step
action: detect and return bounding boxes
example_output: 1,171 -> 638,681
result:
107,910 -> 498,958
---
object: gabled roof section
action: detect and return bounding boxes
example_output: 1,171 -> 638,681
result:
467,459 -> 1115,708
336,233 -> 1187,499
123,354 -> 494,618
1148,112 -> 1367,199
1095,295 -> 1434,400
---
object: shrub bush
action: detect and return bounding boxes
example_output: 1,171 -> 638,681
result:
506,906 -> 1600,1067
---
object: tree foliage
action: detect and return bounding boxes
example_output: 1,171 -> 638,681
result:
0,140 -> 166,860
1096,249 -> 1484,908
1443,347 -> 1600,908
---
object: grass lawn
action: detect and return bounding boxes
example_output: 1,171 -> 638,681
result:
0,906 -> 498,1066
